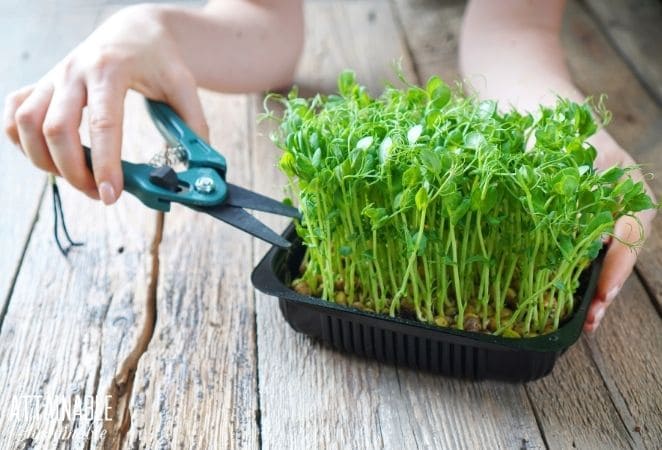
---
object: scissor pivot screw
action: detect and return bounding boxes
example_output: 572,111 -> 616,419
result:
194,176 -> 216,194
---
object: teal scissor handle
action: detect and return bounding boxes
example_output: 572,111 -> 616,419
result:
83,98 -> 229,212
121,160 -> 226,211
146,99 -> 226,175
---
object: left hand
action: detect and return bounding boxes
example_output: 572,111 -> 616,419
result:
583,130 -> 657,332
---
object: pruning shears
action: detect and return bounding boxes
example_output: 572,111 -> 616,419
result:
82,98 -> 299,248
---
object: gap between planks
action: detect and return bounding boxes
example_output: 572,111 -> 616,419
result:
0,181 -> 46,334
247,96 -> 265,450
103,212 -> 164,447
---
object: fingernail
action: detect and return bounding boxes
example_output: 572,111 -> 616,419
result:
98,182 -> 116,205
594,307 -> 605,326
605,286 -> 621,304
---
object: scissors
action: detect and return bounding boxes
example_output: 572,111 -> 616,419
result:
81,98 -> 299,249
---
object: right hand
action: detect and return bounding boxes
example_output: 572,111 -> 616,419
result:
3,4 -> 208,204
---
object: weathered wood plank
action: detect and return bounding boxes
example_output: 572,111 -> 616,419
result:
0,6 -> 105,344
0,91 -> 159,448
123,92 -> 259,448
562,0 -> 662,313
526,341 -> 636,449
251,2 -> 545,449
390,0 -> 464,84
583,0 -> 662,105
585,276 -> 662,449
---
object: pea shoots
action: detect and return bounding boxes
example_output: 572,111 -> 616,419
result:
266,71 -> 656,337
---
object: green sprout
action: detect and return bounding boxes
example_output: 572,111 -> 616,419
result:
266,70 -> 657,337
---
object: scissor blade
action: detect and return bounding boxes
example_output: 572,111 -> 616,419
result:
226,183 -> 300,218
196,204 -> 292,249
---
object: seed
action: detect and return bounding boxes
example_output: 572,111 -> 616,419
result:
335,291 -> 347,305
434,315 -> 449,327
502,328 -> 521,338
293,280 -> 311,296
464,314 -> 481,332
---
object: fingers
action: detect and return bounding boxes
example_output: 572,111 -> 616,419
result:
163,67 -> 208,141
86,76 -> 126,205
584,215 -> 643,332
14,82 -> 59,174
43,78 -> 98,197
4,84 -> 35,146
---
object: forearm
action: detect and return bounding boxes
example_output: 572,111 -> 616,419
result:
459,0 -> 633,167
459,0 -> 581,111
152,0 -> 303,93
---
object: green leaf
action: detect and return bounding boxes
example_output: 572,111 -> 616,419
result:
379,136 -> 393,164
626,193 -> 655,212
415,186 -> 429,210
311,147 -> 322,168
613,178 -> 634,197
478,100 -> 496,120
409,231 -> 428,255
279,152 -> 296,177
553,174 -> 579,196
464,132 -> 486,149
426,76 -> 451,109
600,166 -> 624,183
558,235 -> 573,258
339,245 -> 352,256
586,240 -> 602,259
403,166 -> 421,187
450,198 -> 471,225
338,70 -> 357,97
407,124 -> 423,145
356,136 -> 373,150
362,206 -> 388,228
585,211 -> 614,235
420,147 -> 441,173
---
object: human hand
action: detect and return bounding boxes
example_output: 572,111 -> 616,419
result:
583,130 -> 657,332
3,4 -> 208,204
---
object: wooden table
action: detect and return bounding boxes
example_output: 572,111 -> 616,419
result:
1,1 -> 660,448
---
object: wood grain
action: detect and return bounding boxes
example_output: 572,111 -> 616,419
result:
526,341 -> 635,449
251,2 -> 544,449
0,92 -> 160,448
583,0 -> 662,105
122,93 -> 259,449
585,276 -> 662,449
0,5 -> 106,342
390,0 -> 464,84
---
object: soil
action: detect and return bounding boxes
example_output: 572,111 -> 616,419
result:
291,277 -> 566,338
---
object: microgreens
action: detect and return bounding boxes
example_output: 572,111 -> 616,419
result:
265,71 -> 657,337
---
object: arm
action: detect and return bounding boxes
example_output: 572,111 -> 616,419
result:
459,0 -> 657,331
3,0 -> 303,204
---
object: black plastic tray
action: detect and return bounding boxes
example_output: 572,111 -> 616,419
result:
252,224 -> 603,382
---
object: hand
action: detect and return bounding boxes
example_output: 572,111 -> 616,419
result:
3,4 -> 208,204
583,130 -> 657,332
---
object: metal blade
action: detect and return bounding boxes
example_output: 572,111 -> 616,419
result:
195,204 -> 292,249
225,183 -> 300,218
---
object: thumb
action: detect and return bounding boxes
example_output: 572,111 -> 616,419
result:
163,68 -> 209,141
584,215 -> 643,332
